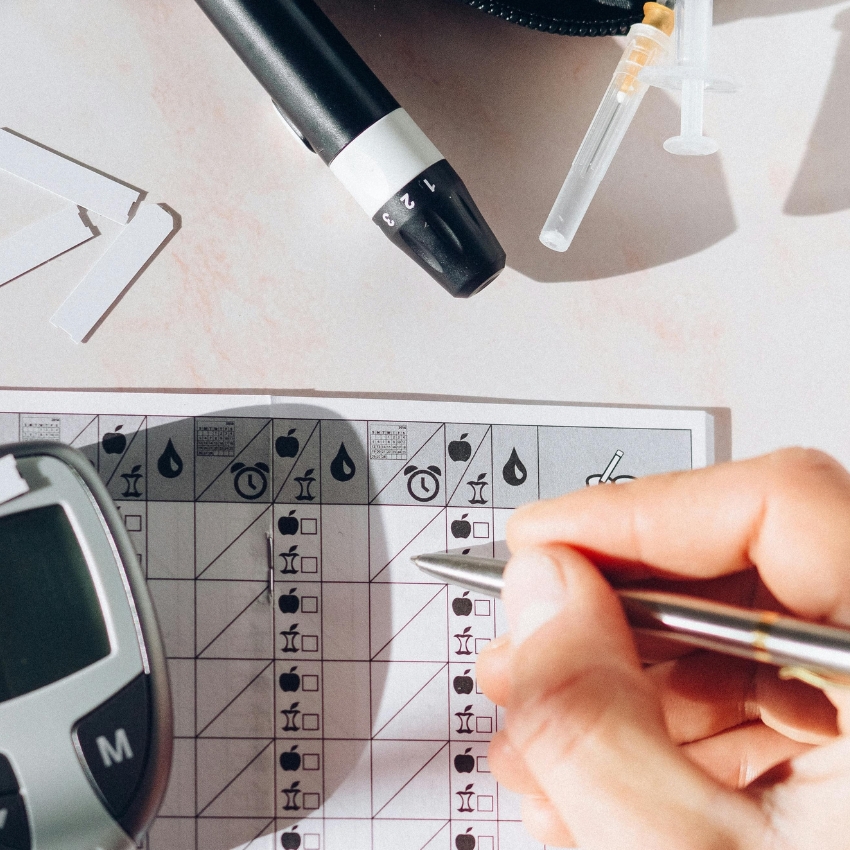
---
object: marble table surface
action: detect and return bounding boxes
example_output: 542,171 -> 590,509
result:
1,0 -> 848,465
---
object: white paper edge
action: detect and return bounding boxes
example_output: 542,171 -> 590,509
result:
0,392 -> 713,470
0,206 -> 96,286
50,204 -> 176,344
0,129 -> 142,224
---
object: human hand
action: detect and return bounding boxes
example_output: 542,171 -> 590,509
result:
477,449 -> 850,849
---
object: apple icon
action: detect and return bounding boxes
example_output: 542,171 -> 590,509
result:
279,666 -> 300,692
278,510 -> 299,536
452,592 -> 472,617
451,514 -> 471,539
276,428 -> 300,458
280,746 -> 301,771
454,747 -> 475,773
448,433 -> 471,463
281,833 -> 301,850
102,425 -> 127,455
279,589 -> 300,614
453,670 -> 474,694
455,828 -> 475,850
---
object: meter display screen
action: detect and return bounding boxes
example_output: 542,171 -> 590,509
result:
0,504 -> 110,704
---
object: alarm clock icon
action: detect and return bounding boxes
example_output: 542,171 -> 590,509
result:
404,464 -> 442,502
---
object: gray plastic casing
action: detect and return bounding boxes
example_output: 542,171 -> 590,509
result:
0,443 -> 172,850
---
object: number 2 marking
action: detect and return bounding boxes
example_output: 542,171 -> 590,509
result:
400,193 -> 415,210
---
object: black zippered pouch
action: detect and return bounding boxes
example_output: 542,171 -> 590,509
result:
462,0 -> 644,36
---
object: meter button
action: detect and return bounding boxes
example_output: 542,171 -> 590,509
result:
0,757 -> 18,796
0,793 -> 31,850
74,674 -> 149,821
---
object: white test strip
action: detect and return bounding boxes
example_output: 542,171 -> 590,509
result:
0,206 -> 97,286
51,203 -> 176,344
0,454 -> 29,504
0,129 -> 142,223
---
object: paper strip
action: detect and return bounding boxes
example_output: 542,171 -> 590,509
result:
0,206 -> 97,286
51,204 -> 176,343
0,454 -> 29,504
0,129 -> 142,223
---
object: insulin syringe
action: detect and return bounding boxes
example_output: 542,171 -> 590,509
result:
540,1 -> 675,252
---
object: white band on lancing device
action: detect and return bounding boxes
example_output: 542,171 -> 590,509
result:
329,108 -> 443,217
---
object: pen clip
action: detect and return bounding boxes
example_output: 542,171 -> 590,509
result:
778,666 -> 850,692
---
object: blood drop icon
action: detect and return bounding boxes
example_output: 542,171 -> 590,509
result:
330,442 -> 356,482
502,447 -> 527,486
157,438 -> 184,479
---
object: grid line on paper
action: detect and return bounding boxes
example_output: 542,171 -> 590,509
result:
196,585 -> 268,657
369,422 -> 442,504
445,426 -> 491,505
196,740 -> 274,816
372,742 -> 448,817
370,585 -> 445,661
195,504 -> 272,579
369,507 -> 446,583
194,418 -> 271,502
372,663 -> 448,739
197,660 -> 274,737
273,419 -> 320,503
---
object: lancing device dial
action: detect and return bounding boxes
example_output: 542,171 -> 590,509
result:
195,0 -> 506,298
0,443 -> 172,850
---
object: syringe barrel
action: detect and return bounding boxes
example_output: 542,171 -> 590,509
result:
540,23 -> 671,252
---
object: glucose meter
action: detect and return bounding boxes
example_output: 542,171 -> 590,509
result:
0,442 -> 172,850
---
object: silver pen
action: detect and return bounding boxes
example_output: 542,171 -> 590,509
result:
413,552 -> 850,688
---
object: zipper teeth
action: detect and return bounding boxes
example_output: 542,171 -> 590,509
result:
463,0 -> 640,35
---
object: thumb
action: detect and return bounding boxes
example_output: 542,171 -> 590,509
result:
501,547 -> 769,850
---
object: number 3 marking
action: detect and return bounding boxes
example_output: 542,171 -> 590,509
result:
382,213 -> 395,227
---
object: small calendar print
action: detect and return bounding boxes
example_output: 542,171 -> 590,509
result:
369,423 -> 408,460
196,419 -> 236,457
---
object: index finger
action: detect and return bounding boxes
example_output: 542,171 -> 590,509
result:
507,448 -> 850,625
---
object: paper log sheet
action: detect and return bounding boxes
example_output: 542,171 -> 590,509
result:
0,392 -> 713,850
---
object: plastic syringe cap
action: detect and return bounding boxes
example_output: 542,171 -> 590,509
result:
373,159 -> 506,298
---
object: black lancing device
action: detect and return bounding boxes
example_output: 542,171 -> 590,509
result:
195,0 -> 506,298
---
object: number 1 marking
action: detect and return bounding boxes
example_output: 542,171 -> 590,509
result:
423,180 -> 436,192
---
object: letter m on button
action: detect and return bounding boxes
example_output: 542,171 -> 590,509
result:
96,729 -> 133,767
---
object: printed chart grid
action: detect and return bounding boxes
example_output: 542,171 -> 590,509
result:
0,409 -> 695,850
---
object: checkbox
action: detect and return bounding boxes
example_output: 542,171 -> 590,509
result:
302,674 -> 319,691
301,635 -> 318,652
475,716 -> 493,733
301,518 -> 317,535
474,637 -> 491,654
476,795 -> 494,812
304,835 -> 320,850
124,514 -> 142,532
303,792 -> 320,810
301,596 -> 318,613
479,837 -> 494,850
301,557 -> 318,573
303,753 -> 320,770
303,713 -> 319,731
477,756 -> 490,773
473,522 -> 490,538
474,599 -> 491,617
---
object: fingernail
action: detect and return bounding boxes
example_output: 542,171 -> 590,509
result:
503,550 -> 568,645
480,632 -> 511,655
